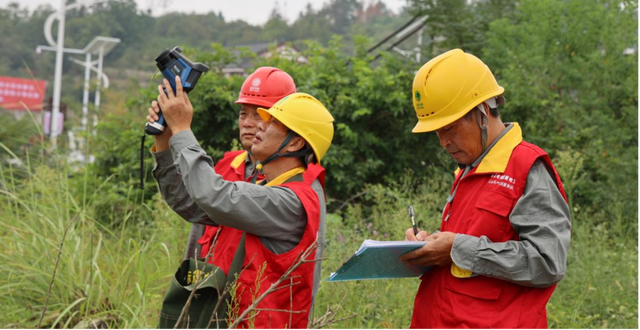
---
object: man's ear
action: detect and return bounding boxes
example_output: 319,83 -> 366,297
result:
286,136 -> 306,153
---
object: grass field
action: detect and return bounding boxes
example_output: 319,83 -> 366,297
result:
0,149 -> 637,329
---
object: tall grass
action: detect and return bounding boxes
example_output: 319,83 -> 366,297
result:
313,153 -> 638,329
0,143 -> 189,328
0,142 -> 636,328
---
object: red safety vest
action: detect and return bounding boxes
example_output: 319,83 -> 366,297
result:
411,125 -> 567,328
198,150 -> 264,274
231,164 -> 325,329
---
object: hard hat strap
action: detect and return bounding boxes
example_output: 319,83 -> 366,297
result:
250,169 -> 259,184
476,103 -> 489,151
256,131 -> 311,171
244,149 -> 262,184
485,97 -> 498,109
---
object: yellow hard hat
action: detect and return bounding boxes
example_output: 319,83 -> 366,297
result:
411,48 -> 504,133
257,93 -> 334,163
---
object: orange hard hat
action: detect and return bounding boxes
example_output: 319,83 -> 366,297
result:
235,66 -> 296,108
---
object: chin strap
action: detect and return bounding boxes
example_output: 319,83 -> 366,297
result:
244,148 -> 262,184
476,105 -> 488,152
255,131 -> 310,172
477,97 -> 500,152
139,134 -> 146,189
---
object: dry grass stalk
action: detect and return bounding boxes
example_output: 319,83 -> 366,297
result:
228,239 -> 320,329
308,292 -> 357,329
37,211 -> 82,329
204,254 -> 255,329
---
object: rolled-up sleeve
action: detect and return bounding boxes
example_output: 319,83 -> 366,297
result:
451,160 -> 572,287
169,130 -> 306,243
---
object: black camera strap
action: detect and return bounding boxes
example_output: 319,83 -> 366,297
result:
139,134 -> 146,190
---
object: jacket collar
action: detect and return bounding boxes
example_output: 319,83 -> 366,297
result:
476,122 -> 523,174
230,150 -> 248,171
455,122 -> 523,175
264,167 -> 306,187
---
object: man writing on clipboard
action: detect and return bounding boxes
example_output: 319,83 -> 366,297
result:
400,49 -> 571,328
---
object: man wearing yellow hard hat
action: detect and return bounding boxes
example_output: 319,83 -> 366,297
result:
399,49 -> 571,328
155,75 -> 334,329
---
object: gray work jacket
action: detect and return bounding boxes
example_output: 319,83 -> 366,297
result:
450,123 -> 572,288
152,130 -> 326,302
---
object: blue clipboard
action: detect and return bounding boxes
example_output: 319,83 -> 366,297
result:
328,239 -> 431,282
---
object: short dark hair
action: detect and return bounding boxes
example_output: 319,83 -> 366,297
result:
302,143 -> 316,165
489,106 -> 500,118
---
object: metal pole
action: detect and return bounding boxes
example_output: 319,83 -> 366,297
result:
93,45 -> 104,130
82,53 -> 91,132
50,0 -> 67,147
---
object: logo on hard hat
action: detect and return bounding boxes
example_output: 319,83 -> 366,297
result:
414,91 -> 424,110
249,78 -> 261,92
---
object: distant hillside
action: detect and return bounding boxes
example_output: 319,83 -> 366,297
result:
1,0 -> 410,84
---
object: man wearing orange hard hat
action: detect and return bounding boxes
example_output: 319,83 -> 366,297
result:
148,66 -> 296,274
400,49 -> 571,328
148,64 -> 334,328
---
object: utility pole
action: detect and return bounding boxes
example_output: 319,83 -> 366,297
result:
39,0 -> 121,148
50,0 -> 67,148
93,45 -> 104,129
37,37 -> 119,164
81,53 -> 91,132
367,15 -> 429,63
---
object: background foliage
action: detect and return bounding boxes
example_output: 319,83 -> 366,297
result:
0,0 -> 637,328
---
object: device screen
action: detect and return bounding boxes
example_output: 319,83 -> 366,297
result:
169,62 -> 183,77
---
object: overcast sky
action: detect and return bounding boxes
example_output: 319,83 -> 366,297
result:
2,0 -> 409,25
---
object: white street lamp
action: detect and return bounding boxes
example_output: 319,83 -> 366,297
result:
36,36 -> 120,164
49,0 -> 67,147
36,37 -> 120,137
39,0 -> 121,147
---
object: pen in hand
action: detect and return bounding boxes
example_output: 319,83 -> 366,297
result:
408,205 -> 418,236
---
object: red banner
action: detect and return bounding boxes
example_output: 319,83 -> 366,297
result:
0,76 -> 47,111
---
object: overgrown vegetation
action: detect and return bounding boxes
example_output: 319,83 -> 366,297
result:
1,144 -> 636,328
0,0 -> 637,328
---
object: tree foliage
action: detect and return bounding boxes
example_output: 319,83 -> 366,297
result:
0,1 -> 637,327
3,0 -> 635,227
483,0 -> 638,225
181,39 -> 448,205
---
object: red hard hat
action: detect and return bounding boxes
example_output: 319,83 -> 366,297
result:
235,67 -> 296,108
